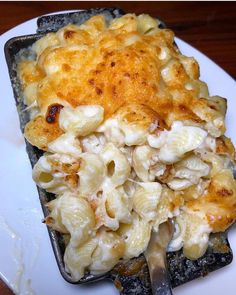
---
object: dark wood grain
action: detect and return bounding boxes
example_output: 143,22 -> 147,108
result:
0,1 -> 235,294
0,280 -> 13,295
1,1 -> 236,78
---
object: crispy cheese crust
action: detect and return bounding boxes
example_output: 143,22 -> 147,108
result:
19,14 -> 227,148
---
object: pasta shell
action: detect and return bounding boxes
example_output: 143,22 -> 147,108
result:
32,32 -> 60,56
64,237 -> 98,281
59,105 -> 104,136
118,213 -> 151,259
48,192 -> 96,247
133,182 -> 162,221
32,153 -> 78,194
158,121 -> 207,163
181,210 -> 211,260
90,230 -> 125,274
48,132 -> 82,158
100,143 -> 131,190
78,153 -> 105,195
96,187 -> 132,230
132,145 -> 155,182
137,14 -> 159,34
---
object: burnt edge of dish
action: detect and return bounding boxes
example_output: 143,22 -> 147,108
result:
4,8 -> 233,294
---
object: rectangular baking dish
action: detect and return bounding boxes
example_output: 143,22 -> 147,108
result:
4,8 -> 233,294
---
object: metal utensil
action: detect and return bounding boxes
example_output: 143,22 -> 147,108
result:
145,220 -> 174,295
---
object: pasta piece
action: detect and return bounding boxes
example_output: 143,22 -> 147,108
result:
192,96 -> 227,137
37,44 -> 89,76
118,213 -> 151,259
79,15 -> 106,37
132,145 -> 155,182
100,143 -> 131,190
167,155 -> 210,190
179,56 -> 199,80
197,150 -> 231,177
59,105 -> 104,136
132,145 -> 165,182
23,82 -> 38,107
180,210 -> 211,260
64,237 -> 98,281
32,32 -> 60,56
95,187 -> 132,230
148,121 -> 207,163
56,24 -> 92,46
97,118 -> 125,147
48,132 -> 82,158
98,104 -> 162,147
137,14 -> 159,34
184,80 -> 209,99
119,146 -> 134,166
45,198 -> 68,233
133,182 -> 162,221
109,14 -> 138,32
46,192 -> 96,247
24,115 -> 64,151
32,153 -> 79,194
80,133 -> 106,154
153,186 -> 184,231
78,153 -> 106,195
90,230 -> 125,274
168,210 -> 211,259
161,59 -> 189,87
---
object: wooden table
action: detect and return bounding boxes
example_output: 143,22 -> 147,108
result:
0,1 -> 235,294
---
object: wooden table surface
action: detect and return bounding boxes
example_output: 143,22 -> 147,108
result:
0,1 -> 235,294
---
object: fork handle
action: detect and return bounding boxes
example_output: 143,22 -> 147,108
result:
144,221 -> 174,295
148,265 -> 173,295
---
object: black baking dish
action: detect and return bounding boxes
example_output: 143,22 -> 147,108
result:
4,8 -> 233,294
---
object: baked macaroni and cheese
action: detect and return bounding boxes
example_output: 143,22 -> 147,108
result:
17,13 -> 236,280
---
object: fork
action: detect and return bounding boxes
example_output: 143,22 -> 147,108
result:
144,219 -> 174,295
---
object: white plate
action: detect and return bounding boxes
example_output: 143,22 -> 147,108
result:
0,12 -> 236,295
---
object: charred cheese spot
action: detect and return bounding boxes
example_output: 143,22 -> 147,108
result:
46,104 -> 64,123
216,188 -> 233,197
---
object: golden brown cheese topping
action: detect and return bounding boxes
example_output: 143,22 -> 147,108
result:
19,13 -> 227,148
24,115 -> 63,150
187,170 -> 236,232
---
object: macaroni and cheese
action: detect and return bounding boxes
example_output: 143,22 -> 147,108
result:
18,13 -> 236,281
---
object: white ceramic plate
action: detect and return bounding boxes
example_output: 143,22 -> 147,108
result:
0,12 -> 236,295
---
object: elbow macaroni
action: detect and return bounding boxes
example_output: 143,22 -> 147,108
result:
18,12 -> 236,281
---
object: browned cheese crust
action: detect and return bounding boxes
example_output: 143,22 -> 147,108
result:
18,14 -> 227,149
